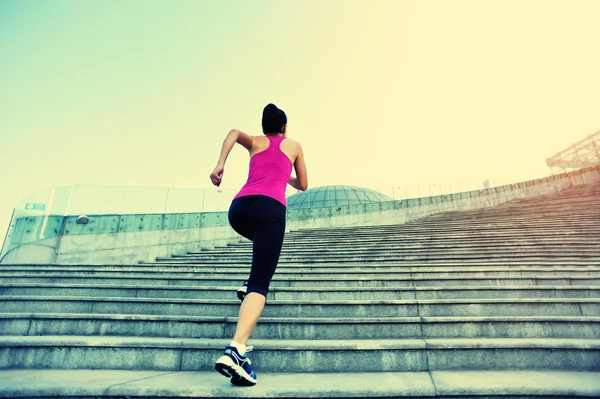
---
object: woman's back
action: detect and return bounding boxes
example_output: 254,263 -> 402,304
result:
235,135 -> 294,205
250,135 -> 301,164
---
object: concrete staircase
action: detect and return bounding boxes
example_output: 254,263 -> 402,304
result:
0,181 -> 599,397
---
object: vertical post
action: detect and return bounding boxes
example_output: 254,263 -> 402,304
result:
53,185 -> 75,266
64,185 -> 75,216
0,208 -> 16,261
119,186 -> 128,215
39,187 -> 55,240
163,188 -> 170,214
593,137 -> 600,164
201,189 -> 206,212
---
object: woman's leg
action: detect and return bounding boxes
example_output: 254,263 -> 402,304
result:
233,196 -> 286,344
229,197 -> 254,300
228,197 -> 254,241
232,293 -> 266,345
216,196 -> 285,386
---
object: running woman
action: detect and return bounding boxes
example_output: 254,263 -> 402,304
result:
209,103 -> 308,386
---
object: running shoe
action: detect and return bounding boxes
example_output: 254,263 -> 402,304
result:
237,280 -> 248,301
215,345 -> 257,386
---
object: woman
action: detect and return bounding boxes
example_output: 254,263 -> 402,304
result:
209,103 -> 308,386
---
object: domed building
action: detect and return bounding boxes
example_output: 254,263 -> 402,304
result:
287,185 -> 393,209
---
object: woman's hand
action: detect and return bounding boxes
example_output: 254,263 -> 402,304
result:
210,163 -> 225,187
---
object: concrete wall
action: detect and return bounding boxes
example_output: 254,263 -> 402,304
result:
1,212 -> 242,265
1,165 -> 598,265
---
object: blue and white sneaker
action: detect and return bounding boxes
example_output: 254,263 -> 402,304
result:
237,280 -> 248,302
215,345 -> 257,386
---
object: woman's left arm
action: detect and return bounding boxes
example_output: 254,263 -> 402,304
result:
209,129 -> 253,187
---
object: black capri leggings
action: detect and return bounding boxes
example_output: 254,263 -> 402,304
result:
228,195 -> 286,297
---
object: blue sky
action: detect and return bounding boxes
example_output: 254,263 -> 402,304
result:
1,0 -> 599,240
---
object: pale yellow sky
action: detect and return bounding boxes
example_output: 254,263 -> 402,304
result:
1,0 -> 598,240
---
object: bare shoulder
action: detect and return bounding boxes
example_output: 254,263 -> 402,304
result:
253,135 -> 273,143
284,137 -> 303,149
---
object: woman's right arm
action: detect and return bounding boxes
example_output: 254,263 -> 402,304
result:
288,143 -> 308,191
209,129 -> 253,187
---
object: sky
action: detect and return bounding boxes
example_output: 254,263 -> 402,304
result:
1,0 -> 599,242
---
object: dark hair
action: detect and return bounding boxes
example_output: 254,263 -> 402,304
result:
262,103 -> 287,134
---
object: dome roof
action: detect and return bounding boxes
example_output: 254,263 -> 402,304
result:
287,185 -> 393,209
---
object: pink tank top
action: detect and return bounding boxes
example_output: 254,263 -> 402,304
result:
234,136 -> 294,206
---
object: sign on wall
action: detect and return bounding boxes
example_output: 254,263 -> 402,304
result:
25,203 -> 46,211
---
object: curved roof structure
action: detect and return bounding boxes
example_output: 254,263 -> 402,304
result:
546,130 -> 600,172
287,185 -> 393,209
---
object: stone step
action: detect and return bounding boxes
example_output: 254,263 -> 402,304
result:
2,274 -> 599,287
192,245 -> 600,257
289,220 -> 600,229
1,336 -> 599,372
414,213 -> 600,221
156,259 -> 600,267
5,264 -> 599,277
2,313 -> 599,340
300,212 -> 600,222
228,237 -> 600,250
425,212 -> 600,224
157,254 -> 600,264
228,242 -> 600,253
1,369 -> 599,399
200,244 -> 600,252
135,262 -> 599,279
244,229 -> 600,238
291,227 -> 600,237
281,231 -> 600,243
2,283 -> 600,301
221,248 -> 600,257
289,218 -> 600,230
305,208 -> 600,221
294,226 -> 600,234
175,254 -> 600,263
504,199 -> 600,209
1,296 -> 598,318
201,241 -> 600,251
249,233 -> 600,245
289,220 -> 600,234
511,199 -> 600,208
427,206 -> 600,215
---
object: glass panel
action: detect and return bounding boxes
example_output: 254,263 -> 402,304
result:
323,187 -> 332,207
381,202 -> 394,211
67,185 -> 126,215
313,191 -> 326,202
287,195 -> 299,207
197,188 -> 236,213
120,187 -> 169,214
347,189 -> 360,202
366,192 -> 379,202
2,185 -> 75,261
